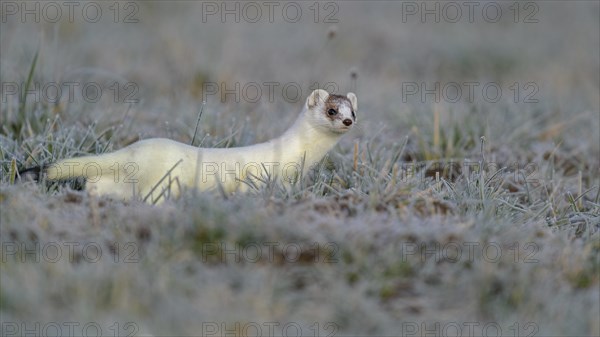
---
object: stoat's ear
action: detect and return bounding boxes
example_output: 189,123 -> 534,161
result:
307,89 -> 329,109
347,93 -> 358,111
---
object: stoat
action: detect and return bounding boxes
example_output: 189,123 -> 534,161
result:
21,89 -> 358,203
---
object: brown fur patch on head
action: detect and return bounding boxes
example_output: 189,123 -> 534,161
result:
324,94 -> 353,121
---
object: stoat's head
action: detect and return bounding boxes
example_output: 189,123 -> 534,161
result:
305,89 -> 358,134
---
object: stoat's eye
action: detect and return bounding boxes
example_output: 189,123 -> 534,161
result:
351,110 -> 356,119
327,108 -> 338,116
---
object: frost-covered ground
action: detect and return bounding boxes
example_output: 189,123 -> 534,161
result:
1,1 -> 599,336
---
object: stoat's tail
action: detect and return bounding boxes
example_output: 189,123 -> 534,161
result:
19,165 -> 43,181
19,155 -> 108,181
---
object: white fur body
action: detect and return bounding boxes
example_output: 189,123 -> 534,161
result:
43,90 -> 357,203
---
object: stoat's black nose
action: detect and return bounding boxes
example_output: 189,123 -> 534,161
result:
343,119 -> 353,126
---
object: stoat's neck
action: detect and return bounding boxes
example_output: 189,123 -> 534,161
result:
274,109 -> 343,170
